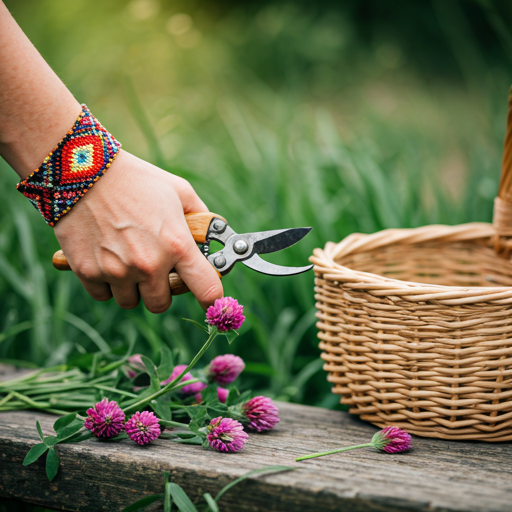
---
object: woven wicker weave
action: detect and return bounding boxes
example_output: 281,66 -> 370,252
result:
311,89 -> 512,442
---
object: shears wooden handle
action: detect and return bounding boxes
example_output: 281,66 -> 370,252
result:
52,212 -> 227,296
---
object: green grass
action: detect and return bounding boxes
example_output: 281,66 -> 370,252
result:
0,0 -> 510,407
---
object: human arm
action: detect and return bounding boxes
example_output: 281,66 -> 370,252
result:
0,1 -> 223,312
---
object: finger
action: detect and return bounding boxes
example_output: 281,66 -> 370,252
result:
171,177 -> 209,214
138,271 -> 173,314
183,194 -> 208,214
174,244 -> 223,310
77,278 -> 113,302
109,281 -> 140,309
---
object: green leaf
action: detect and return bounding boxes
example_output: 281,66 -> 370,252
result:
206,404 -> 228,418
55,420 -> 84,442
46,447 -> 60,481
164,472 -> 172,512
121,494 -> 164,512
169,483 -> 198,512
23,443 -> 48,466
158,345 -> 174,382
123,385 -> 153,408
151,397 -> 173,421
90,352 -> 99,377
185,405 -> 208,423
174,432 -> 197,439
60,430 -> 93,444
0,321 -> 34,345
182,318 -> 208,333
203,493 -> 219,512
62,311 -> 110,353
215,466 -> 295,503
226,389 -> 251,407
171,436 -> 202,445
223,331 -> 238,345
141,355 -> 160,393
36,420 -> 44,441
53,413 -> 77,432
186,406 -> 208,437
102,431 -> 128,442
43,436 -> 58,447
159,432 -> 197,440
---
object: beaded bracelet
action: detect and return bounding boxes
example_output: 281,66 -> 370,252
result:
16,104 -> 121,226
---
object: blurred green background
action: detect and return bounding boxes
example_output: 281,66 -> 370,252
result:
1,0 -> 512,408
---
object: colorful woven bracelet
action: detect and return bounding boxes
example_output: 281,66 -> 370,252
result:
16,104 -> 121,226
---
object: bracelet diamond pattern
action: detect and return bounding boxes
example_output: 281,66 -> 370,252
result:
16,104 -> 121,226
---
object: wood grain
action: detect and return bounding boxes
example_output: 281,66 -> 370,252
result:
0,366 -> 511,512
51,249 -> 70,271
185,212 -> 228,244
168,272 -> 191,295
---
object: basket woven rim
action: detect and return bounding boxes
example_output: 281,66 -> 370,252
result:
309,222 -> 512,304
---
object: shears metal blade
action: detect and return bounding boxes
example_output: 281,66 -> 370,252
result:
205,221 -> 312,276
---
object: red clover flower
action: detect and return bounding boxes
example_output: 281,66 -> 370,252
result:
128,354 -> 144,368
125,411 -> 161,445
217,387 -> 229,403
206,297 -> 245,332
371,426 -> 412,453
84,398 -> 125,439
296,426 -> 412,461
161,364 -> 206,396
242,396 -> 280,432
208,354 -> 245,385
207,416 -> 248,453
126,354 -> 145,378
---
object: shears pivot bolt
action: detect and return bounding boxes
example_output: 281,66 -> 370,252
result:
214,254 -> 227,269
212,220 -> 226,233
233,239 -> 249,254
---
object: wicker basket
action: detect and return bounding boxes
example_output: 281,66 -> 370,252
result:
311,90 -> 512,442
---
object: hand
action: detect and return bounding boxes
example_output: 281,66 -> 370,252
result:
53,150 -> 223,313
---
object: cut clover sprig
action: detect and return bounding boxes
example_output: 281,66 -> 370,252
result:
296,426 -> 412,461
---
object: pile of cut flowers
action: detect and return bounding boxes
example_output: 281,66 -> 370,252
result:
0,297 -> 280,481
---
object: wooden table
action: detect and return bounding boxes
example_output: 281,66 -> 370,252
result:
1,370 -> 511,512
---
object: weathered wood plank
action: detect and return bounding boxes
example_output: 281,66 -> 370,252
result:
0,367 -> 511,512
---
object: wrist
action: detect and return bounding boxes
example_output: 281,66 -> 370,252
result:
16,104 -> 122,226
0,98 -> 81,180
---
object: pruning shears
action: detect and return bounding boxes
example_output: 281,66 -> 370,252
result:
52,212 -> 313,295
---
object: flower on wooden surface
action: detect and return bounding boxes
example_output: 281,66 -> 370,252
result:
207,416 -> 248,453
295,425 -> 412,461
208,354 -> 245,385
242,396 -> 280,432
125,411 -> 161,445
206,297 -> 245,332
161,364 -> 206,395
371,426 -> 412,453
84,398 -> 125,439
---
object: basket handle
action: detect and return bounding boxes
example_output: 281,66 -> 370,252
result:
493,85 -> 512,256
